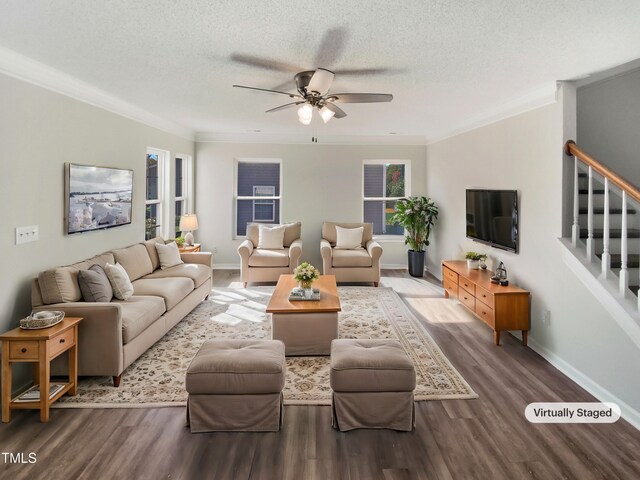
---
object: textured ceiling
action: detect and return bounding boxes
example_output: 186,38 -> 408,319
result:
0,0 -> 639,141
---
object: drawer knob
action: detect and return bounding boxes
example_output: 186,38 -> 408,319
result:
59,338 -> 65,344
21,348 -> 27,353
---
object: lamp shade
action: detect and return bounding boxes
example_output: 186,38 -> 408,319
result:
297,104 -> 313,125
179,214 -> 199,232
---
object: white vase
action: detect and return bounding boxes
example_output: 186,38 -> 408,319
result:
467,259 -> 479,269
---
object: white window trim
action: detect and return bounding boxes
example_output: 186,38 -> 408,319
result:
362,159 -> 411,241
252,186 -> 276,222
234,158 -> 283,239
146,147 -> 170,239
175,153 -> 193,213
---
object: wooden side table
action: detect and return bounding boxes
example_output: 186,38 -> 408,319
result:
179,243 -> 201,253
0,316 -> 83,423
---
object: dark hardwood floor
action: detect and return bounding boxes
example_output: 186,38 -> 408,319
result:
1,269 -> 639,479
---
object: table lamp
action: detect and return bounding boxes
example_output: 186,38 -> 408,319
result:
179,214 -> 199,246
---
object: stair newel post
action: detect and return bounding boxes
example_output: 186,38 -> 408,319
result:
572,157 -> 580,246
620,191 -> 629,294
586,166 -> 594,263
601,177 -> 611,278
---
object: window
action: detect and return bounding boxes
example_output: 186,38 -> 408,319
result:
175,156 -> 185,234
363,160 -> 410,236
235,160 -> 281,236
145,148 -> 169,240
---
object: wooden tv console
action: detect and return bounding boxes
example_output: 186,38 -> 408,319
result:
442,260 -> 530,346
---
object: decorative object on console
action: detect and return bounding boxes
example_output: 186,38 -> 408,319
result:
174,235 -> 185,247
179,214 -> 199,246
20,311 -> 65,330
391,196 -> 439,277
293,261 -> 320,298
465,252 -> 487,270
491,261 -> 508,285
65,163 -> 133,235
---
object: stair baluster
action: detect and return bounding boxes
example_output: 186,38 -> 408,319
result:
620,191 -> 629,295
572,157 -> 580,247
601,177 -> 611,278
586,166 -> 594,263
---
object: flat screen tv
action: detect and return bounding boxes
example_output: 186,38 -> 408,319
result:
65,163 -> 133,234
466,189 -> 518,253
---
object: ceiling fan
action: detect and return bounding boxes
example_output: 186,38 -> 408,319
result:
233,68 -> 393,125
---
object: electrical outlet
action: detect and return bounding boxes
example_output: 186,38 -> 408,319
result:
212,246 -> 218,253
542,310 -> 551,326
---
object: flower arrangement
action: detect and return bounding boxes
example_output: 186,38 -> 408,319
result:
390,196 -> 439,252
293,262 -> 320,289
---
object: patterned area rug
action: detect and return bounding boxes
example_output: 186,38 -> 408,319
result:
54,286 -> 477,408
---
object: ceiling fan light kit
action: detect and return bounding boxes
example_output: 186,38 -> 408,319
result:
233,67 -> 393,126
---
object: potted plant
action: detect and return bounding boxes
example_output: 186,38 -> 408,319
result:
391,196 -> 439,277
174,236 -> 185,247
465,252 -> 487,269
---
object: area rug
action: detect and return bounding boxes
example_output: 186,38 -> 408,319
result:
54,286 -> 477,408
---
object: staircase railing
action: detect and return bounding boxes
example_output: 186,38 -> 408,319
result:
565,140 -> 640,310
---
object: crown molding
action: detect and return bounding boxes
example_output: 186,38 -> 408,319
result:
0,46 -> 195,141
425,82 -> 559,145
195,132 -> 427,145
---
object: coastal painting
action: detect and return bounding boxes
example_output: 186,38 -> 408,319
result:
66,163 -> 133,234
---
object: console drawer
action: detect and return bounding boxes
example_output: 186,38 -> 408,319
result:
443,277 -> 458,298
475,285 -> 495,309
443,267 -> 458,283
48,329 -> 74,359
459,276 -> 475,296
458,289 -> 475,311
9,341 -> 39,361
475,302 -> 495,328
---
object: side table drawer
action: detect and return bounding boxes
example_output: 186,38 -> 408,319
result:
48,329 -> 74,359
443,277 -> 458,298
459,276 -> 475,296
9,341 -> 39,360
475,285 -> 495,309
443,267 -> 458,283
459,290 -> 475,311
475,302 -> 495,328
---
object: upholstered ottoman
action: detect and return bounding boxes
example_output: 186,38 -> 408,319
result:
330,339 -> 416,431
185,339 -> 285,433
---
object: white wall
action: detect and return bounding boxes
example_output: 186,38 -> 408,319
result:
195,143 -> 427,268
577,67 -> 640,188
425,98 -> 640,421
0,73 -> 194,391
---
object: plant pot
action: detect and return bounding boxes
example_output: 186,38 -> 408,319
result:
467,259 -> 480,269
408,250 -> 425,277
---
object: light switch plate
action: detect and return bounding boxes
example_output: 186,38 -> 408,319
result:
15,225 -> 39,245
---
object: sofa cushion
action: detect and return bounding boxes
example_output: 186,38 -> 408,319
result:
335,226 -> 364,250
78,264 -> 113,302
114,296 -> 166,344
322,222 -> 373,247
112,244 -> 154,281
248,248 -> 290,267
155,241 -> 184,269
144,236 -> 165,271
247,222 -> 301,248
257,224 -> 286,250
105,262 -> 135,301
132,277 -> 193,310
143,263 -> 211,288
332,249 -> 372,268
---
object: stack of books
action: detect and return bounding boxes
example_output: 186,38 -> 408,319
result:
13,383 -> 65,403
289,287 -> 321,301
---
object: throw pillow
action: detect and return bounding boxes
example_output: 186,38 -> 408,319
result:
257,224 -> 286,249
104,262 -> 134,301
78,264 -> 113,302
155,241 -> 184,270
335,226 -> 364,249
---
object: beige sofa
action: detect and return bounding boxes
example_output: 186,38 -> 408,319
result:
237,222 -> 302,287
320,222 -> 383,286
31,237 -> 212,386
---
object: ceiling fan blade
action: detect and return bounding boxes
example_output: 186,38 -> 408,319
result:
265,101 -> 304,113
329,93 -> 393,103
233,84 -> 301,98
230,53 -> 300,73
313,27 -> 348,68
308,68 -> 335,95
323,102 -> 347,119
333,67 -> 405,76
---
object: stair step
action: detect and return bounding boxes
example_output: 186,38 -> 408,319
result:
579,189 -> 605,195
631,285 -> 639,296
596,253 -> 640,268
579,208 -> 637,215
580,228 -> 640,239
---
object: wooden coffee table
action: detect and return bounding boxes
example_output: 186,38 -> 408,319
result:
266,275 -> 341,356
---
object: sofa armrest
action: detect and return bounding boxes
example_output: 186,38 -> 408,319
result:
33,302 -> 124,376
237,239 -> 254,262
366,240 -> 383,262
181,251 -> 212,268
289,238 -> 303,267
320,239 -> 333,274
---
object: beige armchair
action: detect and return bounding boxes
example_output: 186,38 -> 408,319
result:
320,222 -> 383,286
237,222 -> 302,287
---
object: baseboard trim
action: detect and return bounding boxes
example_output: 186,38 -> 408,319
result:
212,263 -> 240,270
381,264 -> 407,269
526,336 -> 640,431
